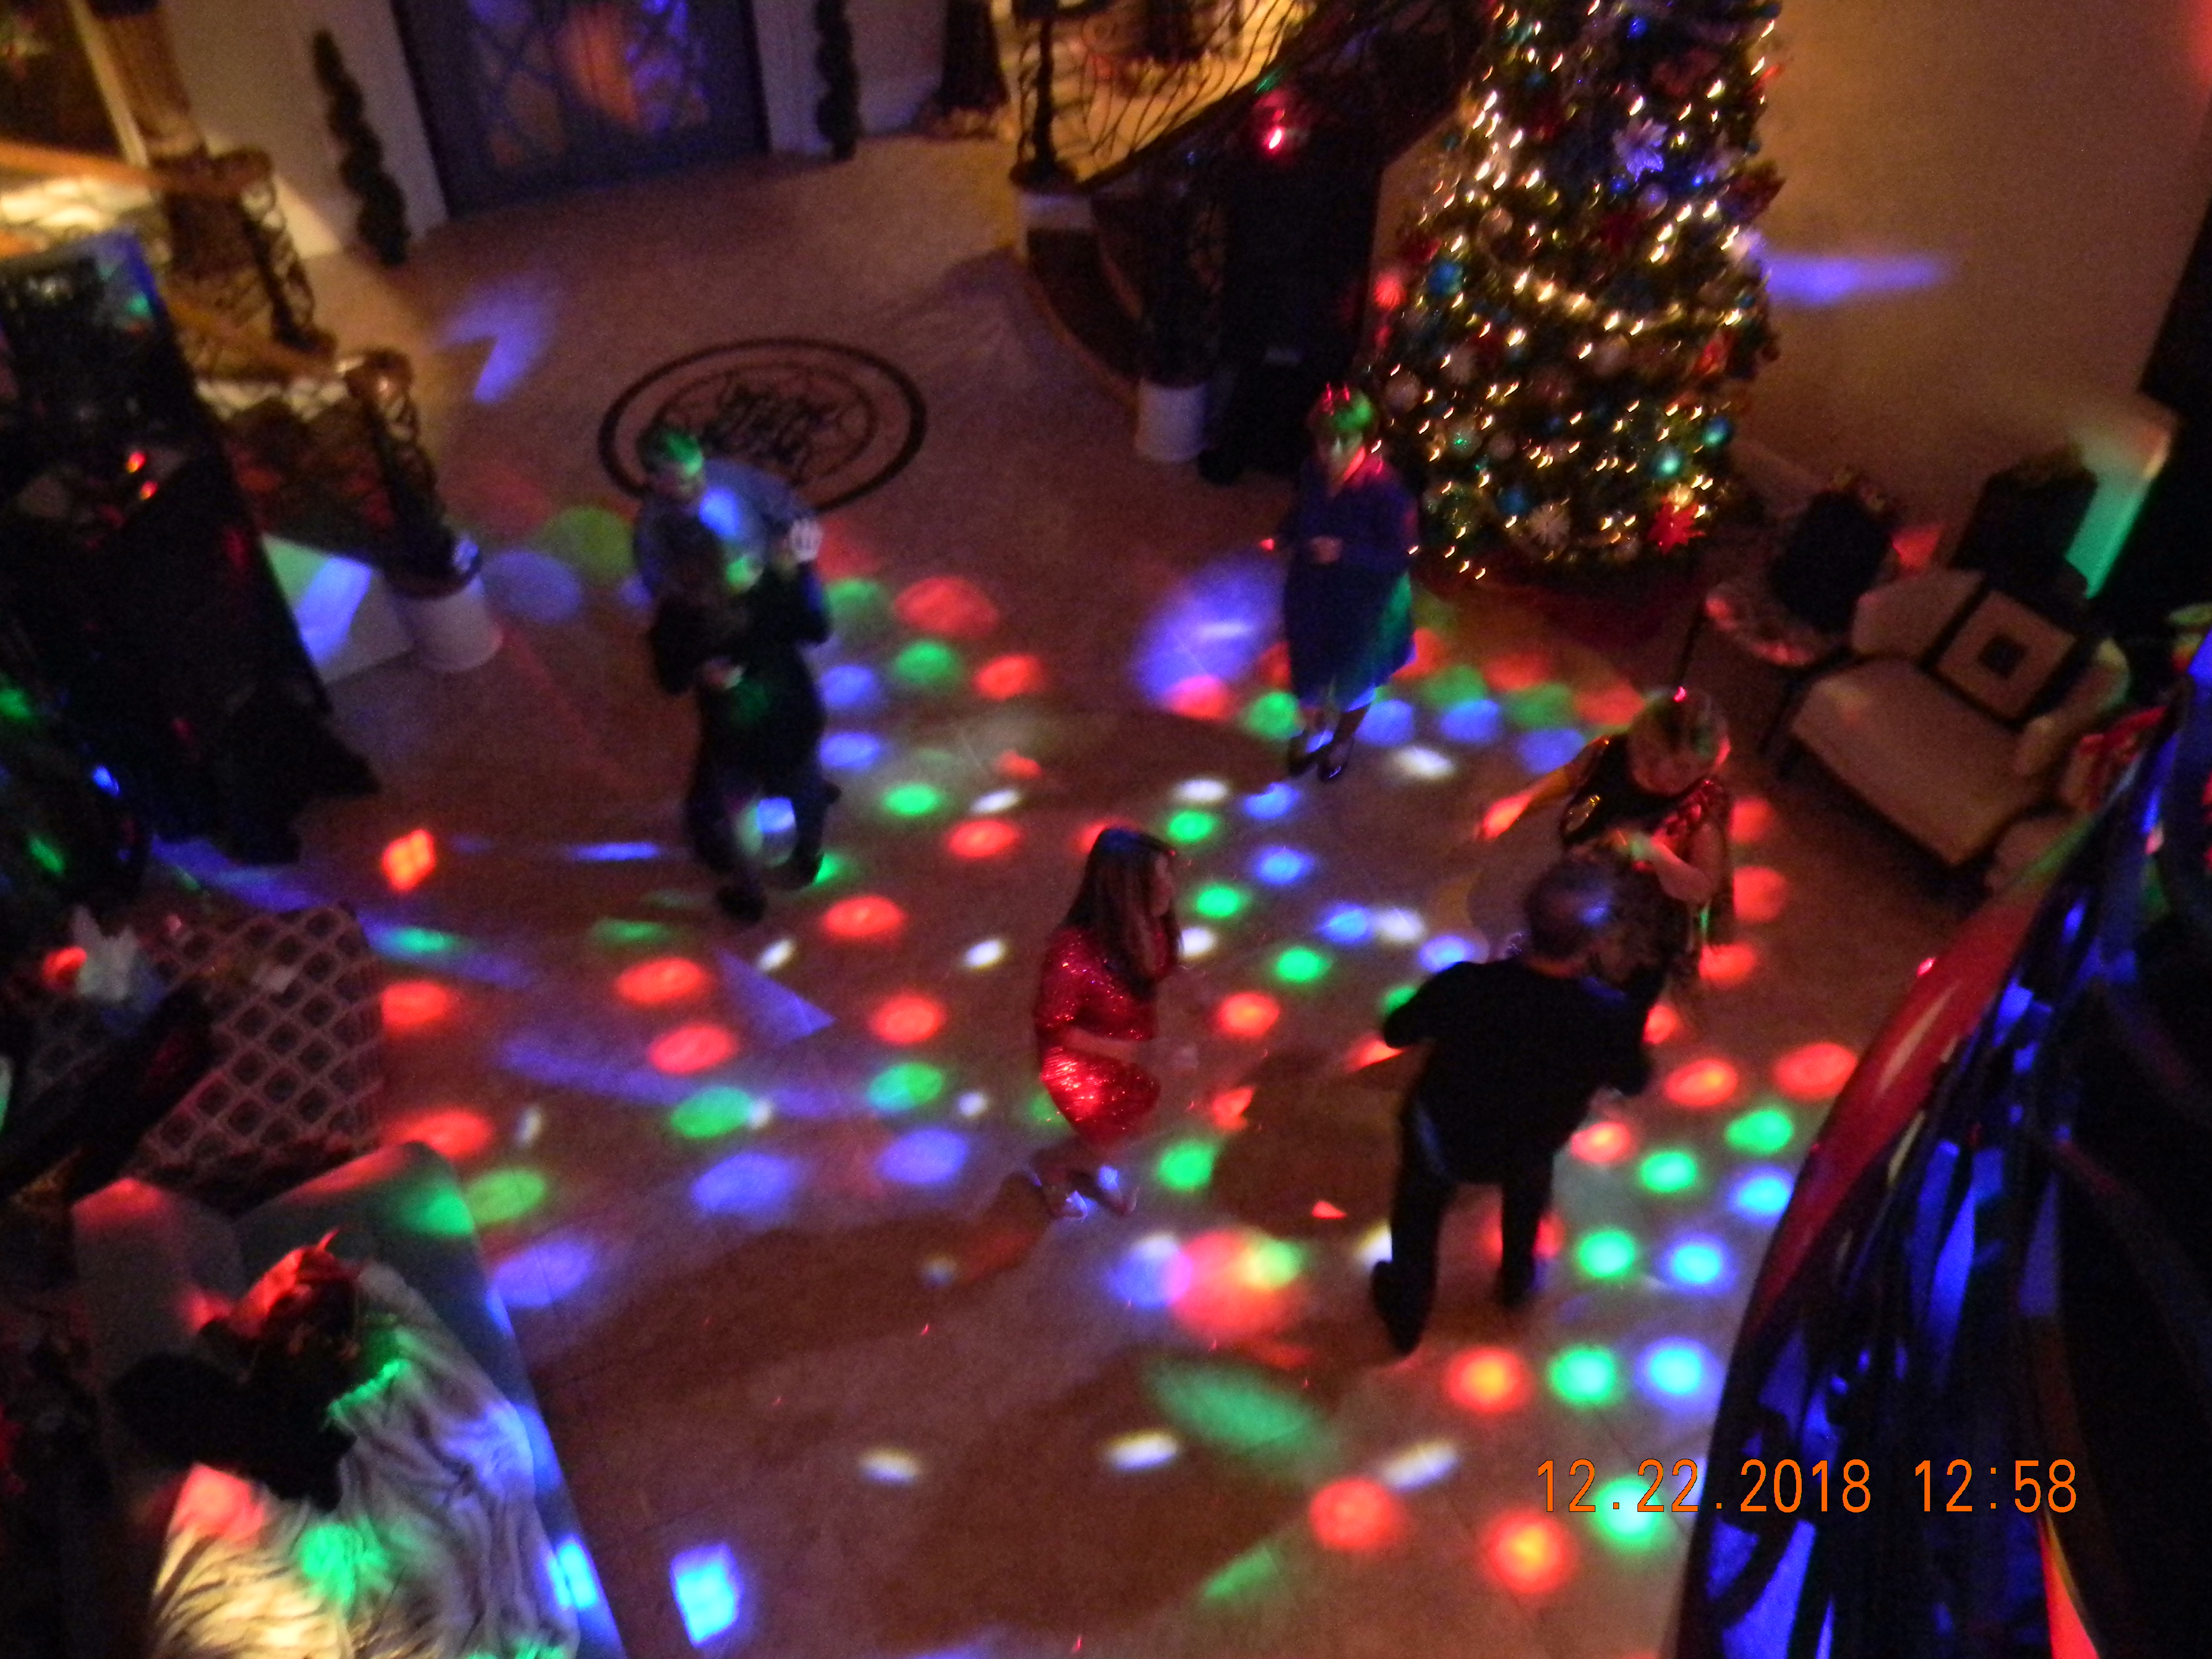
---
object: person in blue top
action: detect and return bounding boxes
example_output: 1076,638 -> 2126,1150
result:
1275,387 -> 1421,782
630,425 -> 822,603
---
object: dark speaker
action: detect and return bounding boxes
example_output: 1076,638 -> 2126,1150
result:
1950,453 -> 2098,599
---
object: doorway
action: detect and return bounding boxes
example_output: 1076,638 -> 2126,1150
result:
390,0 -> 766,215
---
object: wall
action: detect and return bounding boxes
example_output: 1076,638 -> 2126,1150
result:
752,0 -> 945,156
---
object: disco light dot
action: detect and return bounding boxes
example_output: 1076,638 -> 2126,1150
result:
1252,846 -> 1313,886
39,946 -> 86,992
380,828 -> 437,893
1484,1513 -> 1574,1595
1351,1222 -> 1392,1269
1103,1430 -> 1181,1471
381,980 -> 455,1032
1110,1233 -> 1190,1308
491,1237 -> 597,1309
819,731 -> 881,770
1392,744 -> 1456,781
1518,728 -> 1588,774
1419,935 -> 1477,972
1180,925 -> 1218,958
1025,1091 -> 1062,1127
385,1107 -> 495,1162
1568,1120 -> 1635,1165
1575,1229 -> 1638,1280
669,1545 -> 743,1644
1191,884 -> 1248,920
615,956 -> 708,1006
593,919 -> 670,948
877,1128 -> 969,1187
1318,904 -> 1372,944
1734,864 -> 1789,923
1371,907 -> 1426,945
463,1167 -> 547,1227
1700,942 -> 1759,988
1446,1347 -> 1528,1413
823,895 -> 905,940
1644,1002 -> 1681,1044
956,1091 -> 990,1118
870,994 -> 945,1046
971,787 -> 1021,813
1641,1339 -> 1710,1400
1730,794 -> 1775,844
1345,1037 -> 1399,1071
973,653 -> 1044,699
649,1022 -> 737,1075
1638,1149 -> 1701,1195
757,937 -> 795,971
1206,1087 -> 1254,1129
1165,675 -> 1232,720
550,1537 -> 603,1612
1664,1238 -> 1727,1287
1725,1106 -> 1795,1156
1548,1346 -> 1619,1408
1274,946 -> 1331,984
1590,1478 -> 1667,1549
1155,1139 -> 1218,1193
1241,690 -> 1302,740
1420,664 -> 1488,708
670,1087 -> 770,1140
818,663 -> 880,711
1239,1235 -> 1304,1291
1164,810 -> 1220,846
1215,993 -> 1280,1037
858,1447 -> 923,1484
1439,698 -> 1503,745
868,1062 -> 946,1113
1663,1058 -> 1740,1109
895,574 -> 1000,639
947,818 -> 1021,859
1362,700 -> 1416,745
1174,777 -> 1231,804
1308,1478 -> 1406,1552
755,797 -> 796,838
1730,1168 -> 1794,1219
891,639 -> 962,690
690,1150 -> 800,1217
883,781 -> 945,818
1373,1440 -> 1461,1495
1073,819 -> 1136,855
1243,783 -> 1297,820
963,937 -> 1008,969
370,924 -> 463,961
1378,983 -> 1417,1019
1775,1041 -> 1858,1100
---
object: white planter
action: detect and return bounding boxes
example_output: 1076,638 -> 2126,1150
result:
1015,188 -> 1094,243
394,575 -> 502,673
1135,379 -> 1208,464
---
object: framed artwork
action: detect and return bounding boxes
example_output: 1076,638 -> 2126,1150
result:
0,0 -> 142,163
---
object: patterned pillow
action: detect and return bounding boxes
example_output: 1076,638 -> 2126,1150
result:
1928,587 -> 2081,726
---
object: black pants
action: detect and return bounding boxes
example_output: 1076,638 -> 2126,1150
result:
1376,1104 -> 1554,1340
684,737 -> 831,905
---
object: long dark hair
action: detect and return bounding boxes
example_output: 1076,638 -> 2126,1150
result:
1065,827 -> 1180,994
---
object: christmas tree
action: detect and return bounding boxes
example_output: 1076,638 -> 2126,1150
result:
1366,0 -> 1782,579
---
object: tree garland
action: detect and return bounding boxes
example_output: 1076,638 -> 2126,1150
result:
813,0 -> 860,161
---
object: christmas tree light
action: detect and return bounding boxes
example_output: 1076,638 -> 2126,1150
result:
1366,0 -> 1782,579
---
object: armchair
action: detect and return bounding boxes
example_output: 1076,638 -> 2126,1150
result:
1786,569 -> 2130,867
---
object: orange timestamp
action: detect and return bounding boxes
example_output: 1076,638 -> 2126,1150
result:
1539,1457 -> 2083,1515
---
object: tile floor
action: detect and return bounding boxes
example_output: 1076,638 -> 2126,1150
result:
202,137 -> 1959,1659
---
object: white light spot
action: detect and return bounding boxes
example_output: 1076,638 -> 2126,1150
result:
1173,777 -> 1231,805
972,788 -> 1021,814
514,1105 -> 545,1148
1371,908 -> 1427,946
956,1091 -> 990,1119
858,1448 -> 923,1485
963,937 -> 1007,970
758,937 -> 795,972
1376,1438 -> 1460,1491
1180,925 -> 1218,958
920,1255 -> 959,1287
1103,1430 -> 1183,1472
1352,1223 -> 1392,1269
1392,745 -> 1457,780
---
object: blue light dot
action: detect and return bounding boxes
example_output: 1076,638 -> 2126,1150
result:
91,765 -> 120,796
691,1151 -> 801,1217
756,797 -> 796,836
1439,698 -> 1503,745
669,1544 -> 743,1645
820,664 -> 880,712
1362,700 -> 1416,745
490,1237 -> 598,1310
1663,1237 -> 1728,1288
1641,1339 -> 1712,1400
551,1536 -> 603,1611
1318,904 -> 1373,945
820,730 -> 882,770
1730,1168 -> 1794,1220
1419,935 -> 1477,972
1243,783 -> 1297,820
1253,846 -> 1314,886
1517,727 -> 1588,774
1110,1233 -> 1190,1309
877,1128 -> 969,1187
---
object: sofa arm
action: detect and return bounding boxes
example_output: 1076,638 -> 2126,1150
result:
1850,568 -> 1979,659
2012,639 -> 2131,779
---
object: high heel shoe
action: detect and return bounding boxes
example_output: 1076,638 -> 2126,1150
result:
1317,741 -> 1352,783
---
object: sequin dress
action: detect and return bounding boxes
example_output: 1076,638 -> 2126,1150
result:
1034,925 -> 1161,1146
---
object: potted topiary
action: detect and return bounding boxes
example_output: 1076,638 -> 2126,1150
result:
1133,161 -> 1212,464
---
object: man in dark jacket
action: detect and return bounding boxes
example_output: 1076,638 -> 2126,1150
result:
648,514 -> 835,925
1370,857 -> 1651,1351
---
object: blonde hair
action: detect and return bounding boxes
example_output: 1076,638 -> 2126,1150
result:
1630,687 -> 1729,769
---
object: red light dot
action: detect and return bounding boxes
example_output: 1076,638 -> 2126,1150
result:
997,750 -> 1042,780
1373,271 -> 1406,310
1775,1041 -> 1857,1101
1207,1086 -> 1255,1128
385,1107 -> 495,1162
1263,125 -> 1287,151
649,1022 -> 737,1075
870,994 -> 945,1046
823,895 -> 906,941
1394,627 -> 1448,680
1446,1346 -> 1529,1413
382,979 -> 455,1032
1700,942 -> 1759,988
893,575 -> 999,639
1730,795 -> 1775,846
1665,1057 -> 1741,1109
1309,1478 -> 1406,1553
1311,1199 -> 1345,1219
1255,641 -> 1291,689
948,819 -> 1021,860
40,945 -> 87,992
1734,865 -> 1788,924
1568,1119 -> 1635,1166
1170,1229 -> 1303,1343
974,654 -> 1044,700
1345,1036 -> 1400,1071
1917,956 -> 1936,976
1575,683 -> 1648,727
1477,1209 -> 1561,1265
380,828 -> 437,893
1484,1512 -> 1575,1595
615,956 -> 709,1006
1216,993 -> 1281,1038
1483,650 -> 1552,693
1164,676 -> 1232,721
1073,819 -> 1137,855
1643,1002 -> 1680,1045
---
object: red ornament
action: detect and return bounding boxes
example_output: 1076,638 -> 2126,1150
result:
1598,209 -> 1642,255
1652,491 -> 1699,551
1694,333 -> 1731,380
1526,91 -> 1566,144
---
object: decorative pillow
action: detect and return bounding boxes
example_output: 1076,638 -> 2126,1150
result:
1928,587 -> 2080,725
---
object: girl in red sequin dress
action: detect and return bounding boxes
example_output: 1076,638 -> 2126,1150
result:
1031,828 -> 1182,1218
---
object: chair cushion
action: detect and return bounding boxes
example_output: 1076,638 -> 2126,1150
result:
1927,586 -> 2081,724
1793,660 -> 2048,864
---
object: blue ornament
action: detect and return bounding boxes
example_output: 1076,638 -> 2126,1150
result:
1500,484 -> 1533,517
1427,260 -> 1465,298
1702,415 -> 1734,448
1654,445 -> 1686,480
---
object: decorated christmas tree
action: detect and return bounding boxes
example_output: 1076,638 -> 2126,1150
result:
1366,0 -> 1782,580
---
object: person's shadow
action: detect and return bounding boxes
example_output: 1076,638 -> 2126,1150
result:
1206,1047 -> 1404,1239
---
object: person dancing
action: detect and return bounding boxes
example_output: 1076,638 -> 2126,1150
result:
1483,687 -> 1736,1014
1030,829 -> 1182,1219
1277,388 -> 1420,783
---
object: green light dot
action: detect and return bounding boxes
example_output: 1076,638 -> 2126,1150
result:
670,1086 -> 769,1140
1164,810 -> 1220,846
26,836 -> 64,875
296,1519 -> 393,1613
1243,1237 -> 1305,1290
1379,983 -> 1418,1019
1242,691 -> 1302,742
1575,1228 -> 1638,1280
891,639 -> 962,690
813,849 -> 847,884
404,1187 -> 474,1238
868,1063 -> 946,1113
1274,945 -> 1330,984
590,918 -> 671,947
379,926 -> 463,959
1592,1477 -> 1668,1548
1200,1542 -> 1282,1603
1155,1139 -> 1219,1193
1639,1149 -> 1702,1195
825,578 -> 890,639
882,781 -> 945,818
0,685 -> 33,724
1502,682 -> 1576,730
1191,884 -> 1248,920
1418,664 -> 1489,709
463,1168 -> 548,1227
1548,1345 -> 1619,1407
1026,1089 -> 1063,1128
1725,1105 -> 1796,1156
